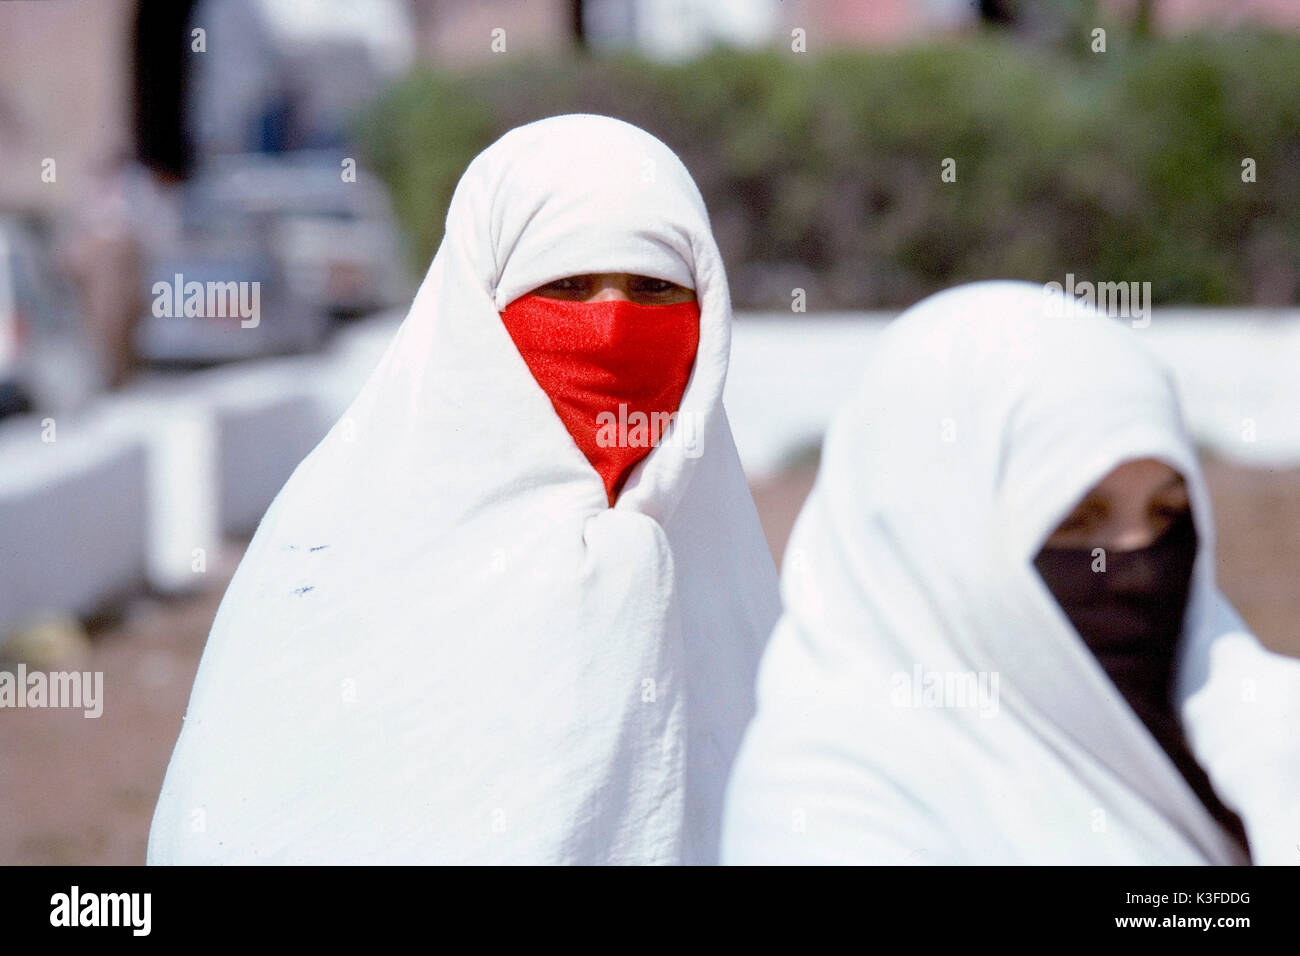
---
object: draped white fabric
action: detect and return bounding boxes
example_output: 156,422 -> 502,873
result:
721,281 -> 1299,865
148,115 -> 780,865
1177,601 -> 1300,865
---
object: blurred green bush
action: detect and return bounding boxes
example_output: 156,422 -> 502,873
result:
360,32 -> 1299,309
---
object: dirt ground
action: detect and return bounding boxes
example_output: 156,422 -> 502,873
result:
1,456 -> 1296,865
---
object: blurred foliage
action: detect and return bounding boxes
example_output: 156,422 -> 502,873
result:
359,31 -> 1300,309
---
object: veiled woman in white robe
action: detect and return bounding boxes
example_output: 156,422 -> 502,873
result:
148,115 -> 780,865
722,281 -> 1299,865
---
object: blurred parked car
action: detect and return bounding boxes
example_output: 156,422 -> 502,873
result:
0,217 -> 99,419
133,150 -> 409,366
133,242 -> 312,366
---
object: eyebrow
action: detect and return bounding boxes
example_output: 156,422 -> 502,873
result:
1089,473 -> 1186,501
1067,496 -> 1105,515
1155,474 -> 1188,493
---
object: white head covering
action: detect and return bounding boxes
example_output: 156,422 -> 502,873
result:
148,115 -> 780,865
721,280 -> 1300,865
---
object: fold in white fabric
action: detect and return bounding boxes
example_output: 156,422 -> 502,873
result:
148,115 -> 780,865
721,281 -> 1299,865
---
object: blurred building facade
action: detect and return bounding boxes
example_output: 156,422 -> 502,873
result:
0,0 -> 135,215
3,0 -> 1299,219
406,0 -> 1300,67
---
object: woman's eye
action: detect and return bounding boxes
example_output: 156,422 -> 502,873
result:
1056,513 -> 1090,533
633,278 -> 675,294
1052,501 -> 1105,539
536,277 -> 589,297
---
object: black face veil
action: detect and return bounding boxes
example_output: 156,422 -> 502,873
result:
1035,510 -> 1248,853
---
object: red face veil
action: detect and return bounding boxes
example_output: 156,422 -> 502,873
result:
499,293 -> 701,505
